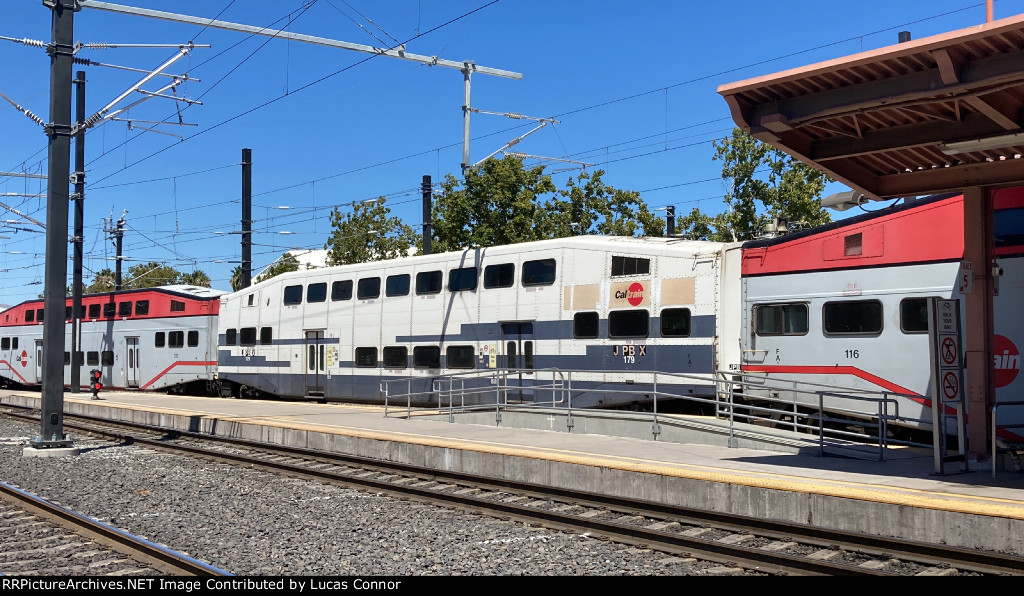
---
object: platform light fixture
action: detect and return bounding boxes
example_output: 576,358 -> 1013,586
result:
821,190 -> 869,211
939,132 -> 1024,155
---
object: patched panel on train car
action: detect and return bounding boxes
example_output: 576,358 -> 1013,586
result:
609,280 -> 650,308
823,223 -> 884,261
565,284 -> 600,311
660,277 -> 695,306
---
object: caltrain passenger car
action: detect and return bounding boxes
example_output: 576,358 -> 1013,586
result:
215,235 -> 743,407
738,189 -> 1024,438
0,285 -> 225,393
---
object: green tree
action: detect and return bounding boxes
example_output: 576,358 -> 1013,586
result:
229,265 -> 244,291
324,198 -> 417,265
547,170 -> 665,238
677,128 -> 832,241
85,268 -> 116,294
125,262 -> 181,289
432,155 -> 556,252
180,270 -> 211,287
256,252 -> 300,283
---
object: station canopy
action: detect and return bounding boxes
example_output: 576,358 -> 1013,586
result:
718,13 -> 1024,200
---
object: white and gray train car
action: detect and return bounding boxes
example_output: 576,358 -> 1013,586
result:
215,235 -> 743,407
0,285 -> 226,393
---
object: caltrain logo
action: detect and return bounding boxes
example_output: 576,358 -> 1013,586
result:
18,350 -> 27,367
994,334 -> 1020,388
614,283 -> 646,306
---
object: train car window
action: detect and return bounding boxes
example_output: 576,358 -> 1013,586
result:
385,274 -> 409,296
448,267 -> 478,292
225,329 -> 236,346
355,347 -> 378,367
900,298 -> 930,334
86,351 -> 99,366
386,274 -> 411,297
524,342 -> 534,369
331,280 -> 353,301
383,346 -> 408,368
611,256 -> 650,277
307,282 -> 328,303
413,346 -> 441,368
260,327 -> 272,345
357,277 -> 381,299
1,338 -> 8,350
169,331 -> 185,349
573,312 -> 599,339
88,304 -> 100,319
102,351 -> 114,366
283,285 -> 303,305
446,346 -> 475,369
247,294 -> 255,307
25,310 -> 34,323
483,263 -> 515,288
36,309 -> 44,322
103,303 -> 116,317
65,306 -> 72,321
754,303 -> 808,336
118,301 -> 132,317
609,309 -> 649,338
661,308 -> 692,337
522,259 -> 556,286
135,300 -> 149,316
415,271 -> 442,295
11,338 -> 17,349
188,330 -> 199,347
995,205 -> 1024,248
823,300 -> 883,335
155,332 -> 165,348
170,300 -> 185,312
64,352 -> 71,366
239,328 -> 257,346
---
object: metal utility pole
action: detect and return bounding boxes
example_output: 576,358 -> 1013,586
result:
242,148 -> 252,289
113,213 -> 125,289
666,206 -> 675,237
421,175 -> 432,256
71,70 -> 86,393
30,0 -> 79,454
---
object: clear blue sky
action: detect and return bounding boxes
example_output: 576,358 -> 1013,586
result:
0,0 -> 1019,306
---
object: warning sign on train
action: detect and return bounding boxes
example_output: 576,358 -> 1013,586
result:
942,371 -> 960,401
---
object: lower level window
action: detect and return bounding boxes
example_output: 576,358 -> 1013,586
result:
446,345 -> 475,369
355,347 -> 378,367
414,346 -> 441,369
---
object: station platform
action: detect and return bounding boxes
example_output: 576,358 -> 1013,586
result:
3,388 -> 1024,556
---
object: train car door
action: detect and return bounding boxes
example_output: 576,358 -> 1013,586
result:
501,322 -> 534,402
304,330 -> 326,398
125,337 -> 140,388
34,340 -> 43,383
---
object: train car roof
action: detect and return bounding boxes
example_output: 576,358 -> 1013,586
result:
741,192 -> 962,250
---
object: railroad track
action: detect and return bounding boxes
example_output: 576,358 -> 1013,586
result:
4,405 -> 1022,576
0,479 -> 230,576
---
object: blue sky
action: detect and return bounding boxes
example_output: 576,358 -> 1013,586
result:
0,0 -> 1019,306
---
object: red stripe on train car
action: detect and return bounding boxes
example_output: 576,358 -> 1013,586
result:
140,361 -> 218,390
741,364 -> 924,403
0,361 -> 30,384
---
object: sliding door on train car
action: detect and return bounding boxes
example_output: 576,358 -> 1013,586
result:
34,340 -> 43,384
501,322 -> 534,403
125,337 -> 140,388
304,330 -> 326,399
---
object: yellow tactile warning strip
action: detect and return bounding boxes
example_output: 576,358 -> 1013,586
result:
48,395 -> 1024,521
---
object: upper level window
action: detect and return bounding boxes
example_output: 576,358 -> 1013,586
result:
88,304 -> 100,319
611,256 -> 649,277
900,298 -> 930,334
823,300 -> 882,335
522,258 -> 556,286
307,282 -> 327,303
283,285 -> 303,305
135,300 -> 149,316
118,301 -> 132,317
25,310 -> 34,323
448,267 -> 477,292
483,263 -> 515,289
386,274 -> 411,297
170,300 -> 185,312
416,271 -> 442,295
103,303 -> 116,317
357,277 -> 381,299
755,303 -> 808,336
332,280 -> 353,301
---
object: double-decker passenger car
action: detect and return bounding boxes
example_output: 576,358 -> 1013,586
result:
0,285 -> 225,393
214,235 -> 743,407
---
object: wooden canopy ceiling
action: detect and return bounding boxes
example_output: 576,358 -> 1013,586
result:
718,13 -> 1024,199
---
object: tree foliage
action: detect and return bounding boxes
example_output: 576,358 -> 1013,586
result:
179,270 -> 211,287
431,155 -> 664,252
676,128 -> 833,242
229,265 -> 244,292
256,252 -> 300,283
84,268 -> 116,294
124,262 -> 193,289
324,198 -> 417,266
